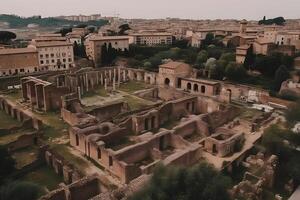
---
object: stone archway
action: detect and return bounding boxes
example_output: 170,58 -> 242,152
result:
187,83 -> 192,91
164,78 -> 170,86
194,84 -> 199,92
201,85 -> 206,93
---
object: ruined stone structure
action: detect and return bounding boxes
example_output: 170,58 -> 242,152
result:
204,128 -> 245,157
0,96 -> 43,130
231,153 -> 279,200
40,176 -> 106,200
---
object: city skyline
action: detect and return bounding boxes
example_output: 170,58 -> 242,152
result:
1,0 -> 300,20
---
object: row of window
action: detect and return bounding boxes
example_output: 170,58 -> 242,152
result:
41,47 -> 71,51
40,58 -> 73,65
40,52 -> 71,59
0,64 -> 73,77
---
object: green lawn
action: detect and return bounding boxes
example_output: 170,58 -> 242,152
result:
123,95 -> 150,110
5,89 -> 22,101
0,128 -> 35,146
82,86 -> 108,98
119,81 -> 149,93
19,165 -> 64,192
51,144 -> 88,173
12,146 -> 39,169
0,110 -> 22,129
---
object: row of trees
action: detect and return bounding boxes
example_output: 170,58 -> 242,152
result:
0,14 -> 108,28
259,16 -> 286,26
129,163 -> 232,200
0,31 -> 16,44
0,145 -> 42,200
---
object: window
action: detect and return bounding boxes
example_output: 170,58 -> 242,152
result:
109,156 -> 113,166
40,54 -> 44,58
45,54 -> 49,58
68,58 -> 72,62
51,53 -> 54,57
76,135 -> 79,146
40,60 -> 44,64
97,148 -> 101,159
20,69 -> 24,72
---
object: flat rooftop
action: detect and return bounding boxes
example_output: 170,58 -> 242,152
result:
0,48 -> 37,55
182,78 -> 220,85
89,36 -> 130,41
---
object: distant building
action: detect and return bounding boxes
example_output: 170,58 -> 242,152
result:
0,48 -> 39,77
236,45 -> 250,64
85,35 -> 130,67
130,32 -> 173,46
28,41 -> 75,71
56,14 -> 102,22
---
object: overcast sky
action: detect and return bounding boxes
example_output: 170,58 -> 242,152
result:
1,0 -> 300,20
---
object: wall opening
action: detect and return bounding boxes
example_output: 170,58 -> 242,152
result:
164,78 -> 170,86
145,118 -> 149,130
109,156 -> 113,166
201,85 -> 206,93
194,84 -> 199,92
76,134 -> 79,146
187,83 -> 192,90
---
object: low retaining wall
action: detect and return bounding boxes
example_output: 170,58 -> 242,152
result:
0,97 -> 43,130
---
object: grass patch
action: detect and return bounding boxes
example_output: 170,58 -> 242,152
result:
0,110 -> 22,129
119,81 -> 148,93
105,136 -> 135,151
51,144 -> 88,172
5,89 -> 22,101
12,146 -> 39,169
18,165 -> 64,192
82,86 -> 108,98
0,128 -> 35,146
123,95 -> 149,110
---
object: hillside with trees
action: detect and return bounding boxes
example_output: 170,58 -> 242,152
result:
259,16 -> 286,26
0,14 -> 108,28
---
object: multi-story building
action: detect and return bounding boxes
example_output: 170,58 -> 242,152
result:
56,14 -> 102,22
0,48 -> 39,77
130,32 -> 173,46
236,45 -> 250,64
85,35 -> 130,67
29,41 -> 75,71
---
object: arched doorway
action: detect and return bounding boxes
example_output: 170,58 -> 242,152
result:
194,84 -> 199,92
164,78 -> 170,86
187,83 -> 192,91
201,85 -> 206,93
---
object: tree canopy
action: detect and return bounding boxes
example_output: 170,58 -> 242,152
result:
0,181 -> 42,200
0,31 -> 16,44
0,14 -> 108,28
0,145 -> 15,181
274,65 -> 290,91
259,16 -> 286,26
129,163 -> 232,200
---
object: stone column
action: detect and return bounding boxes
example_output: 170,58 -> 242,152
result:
104,78 -> 107,90
78,87 -> 81,100
109,70 -> 112,83
118,68 -> 121,87
100,73 -> 104,85
85,73 -> 89,92
123,70 -> 126,82
113,77 -> 116,91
